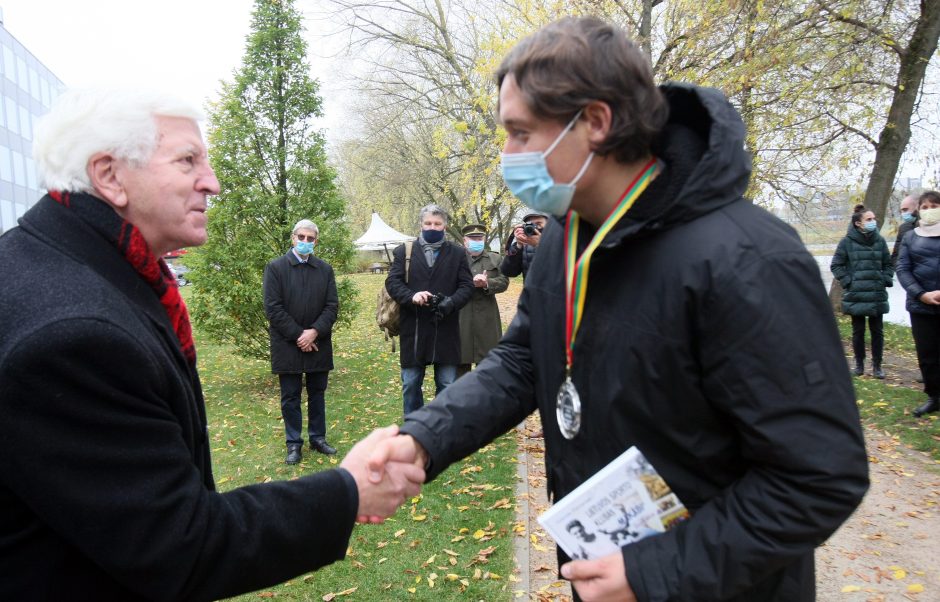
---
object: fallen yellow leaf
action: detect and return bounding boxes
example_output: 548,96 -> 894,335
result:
841,585 -> 861,593
908,584 -> 925,593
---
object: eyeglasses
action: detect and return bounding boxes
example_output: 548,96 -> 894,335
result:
295,234 -> 317,242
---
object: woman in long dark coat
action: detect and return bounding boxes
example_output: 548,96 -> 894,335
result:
831,205 -> 894,378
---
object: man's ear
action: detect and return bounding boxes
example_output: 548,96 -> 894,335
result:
87,152 -> 128,209
582,100 -> 612,147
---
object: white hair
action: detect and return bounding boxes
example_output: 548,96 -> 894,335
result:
33,87 -> 204,193
292,219 -> 319,237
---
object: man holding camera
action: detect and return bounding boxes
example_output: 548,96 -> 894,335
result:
385,204 -> 473,415
501,210 -> 549,280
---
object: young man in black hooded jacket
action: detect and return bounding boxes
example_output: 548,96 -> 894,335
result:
371,16 -> 869,602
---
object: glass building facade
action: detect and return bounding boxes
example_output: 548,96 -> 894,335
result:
0,14 -> 64,234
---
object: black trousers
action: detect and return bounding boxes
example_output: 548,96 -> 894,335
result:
278,371 -> 329,445
850,315 -> 883,364
910,313 -> 940,398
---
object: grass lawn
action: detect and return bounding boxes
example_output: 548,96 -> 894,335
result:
186,274 -> 519,601
835,316 -> 940,463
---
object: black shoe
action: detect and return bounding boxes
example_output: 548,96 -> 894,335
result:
872,363 -> 885,379
913,398 -> 940,418
852,361 -> 864,377
285,444 -> 302,465
311,438 -> 337,455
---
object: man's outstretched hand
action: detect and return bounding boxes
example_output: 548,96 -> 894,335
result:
340,426 -> 425,523
356,433 -> 429,523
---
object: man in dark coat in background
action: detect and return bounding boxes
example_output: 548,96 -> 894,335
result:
0,88 -> 423,601
264,219 -> 339,464
372,17 -> 869,602
892,194 -> 919,266
385,204 -> 474,415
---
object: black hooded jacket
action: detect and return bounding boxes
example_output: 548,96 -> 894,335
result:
399,84 -> 868,601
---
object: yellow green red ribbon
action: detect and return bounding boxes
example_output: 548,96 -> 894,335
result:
564,158 -> 658,369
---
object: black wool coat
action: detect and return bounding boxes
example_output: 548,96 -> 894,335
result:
385,239 -> 474,367
0,195 -> 358,601
891,218 -> 917,266
263,251 -> 338,374
400,84 -> 868,601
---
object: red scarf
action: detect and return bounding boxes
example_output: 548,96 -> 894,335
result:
50,191 -> 196,366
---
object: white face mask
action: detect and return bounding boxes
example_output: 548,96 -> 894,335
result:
920,207 -> 940,226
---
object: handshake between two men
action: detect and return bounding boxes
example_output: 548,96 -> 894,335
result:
338,425 -> 427,523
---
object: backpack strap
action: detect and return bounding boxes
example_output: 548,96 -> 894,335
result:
405,240 -> 413,284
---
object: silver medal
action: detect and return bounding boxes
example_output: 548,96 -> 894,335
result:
556,376 -> 582,439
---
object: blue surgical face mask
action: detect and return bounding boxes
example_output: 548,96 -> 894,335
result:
500,110 -> 594,217
422,228 -> 445,244
467,240 -> 485,253
863,221 -> 877,232
902,212 -> 916,223
295,241 -> 314,255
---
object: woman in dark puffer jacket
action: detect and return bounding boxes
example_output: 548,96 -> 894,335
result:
896,190 -> 940,417
831,204 -> 894,378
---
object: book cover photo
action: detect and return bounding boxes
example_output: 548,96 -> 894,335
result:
538,446 -> 690,560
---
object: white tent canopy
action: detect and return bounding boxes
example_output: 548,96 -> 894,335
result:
354,212 -> 415,250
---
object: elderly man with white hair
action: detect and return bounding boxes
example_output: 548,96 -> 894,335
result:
0,88 -> 423,600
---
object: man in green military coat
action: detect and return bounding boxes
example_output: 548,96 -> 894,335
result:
458,224 -> 510,377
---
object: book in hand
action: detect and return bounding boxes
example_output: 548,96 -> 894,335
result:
537,446 -> 690,560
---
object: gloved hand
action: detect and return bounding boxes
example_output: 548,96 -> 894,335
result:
436,295 -> 455,316
432,295 -> 455,323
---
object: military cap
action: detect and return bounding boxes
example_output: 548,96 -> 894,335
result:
462,223 -> 487,236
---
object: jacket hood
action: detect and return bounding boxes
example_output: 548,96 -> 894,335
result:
567,83 -> 752,242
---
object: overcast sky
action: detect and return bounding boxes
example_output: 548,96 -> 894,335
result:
0,0 -> 352,140
1,1 -> 930,187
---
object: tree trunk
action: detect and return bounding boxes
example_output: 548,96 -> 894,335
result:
863,1 -> 940,224
829,0 -> 940,299
640,0 -> 653,60
829,278 -> 843,314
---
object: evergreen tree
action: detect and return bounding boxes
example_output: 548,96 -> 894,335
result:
188,0 -> 358,359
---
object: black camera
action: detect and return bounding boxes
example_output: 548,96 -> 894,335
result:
426,293 -> 444,309
523,222 -> 543,236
